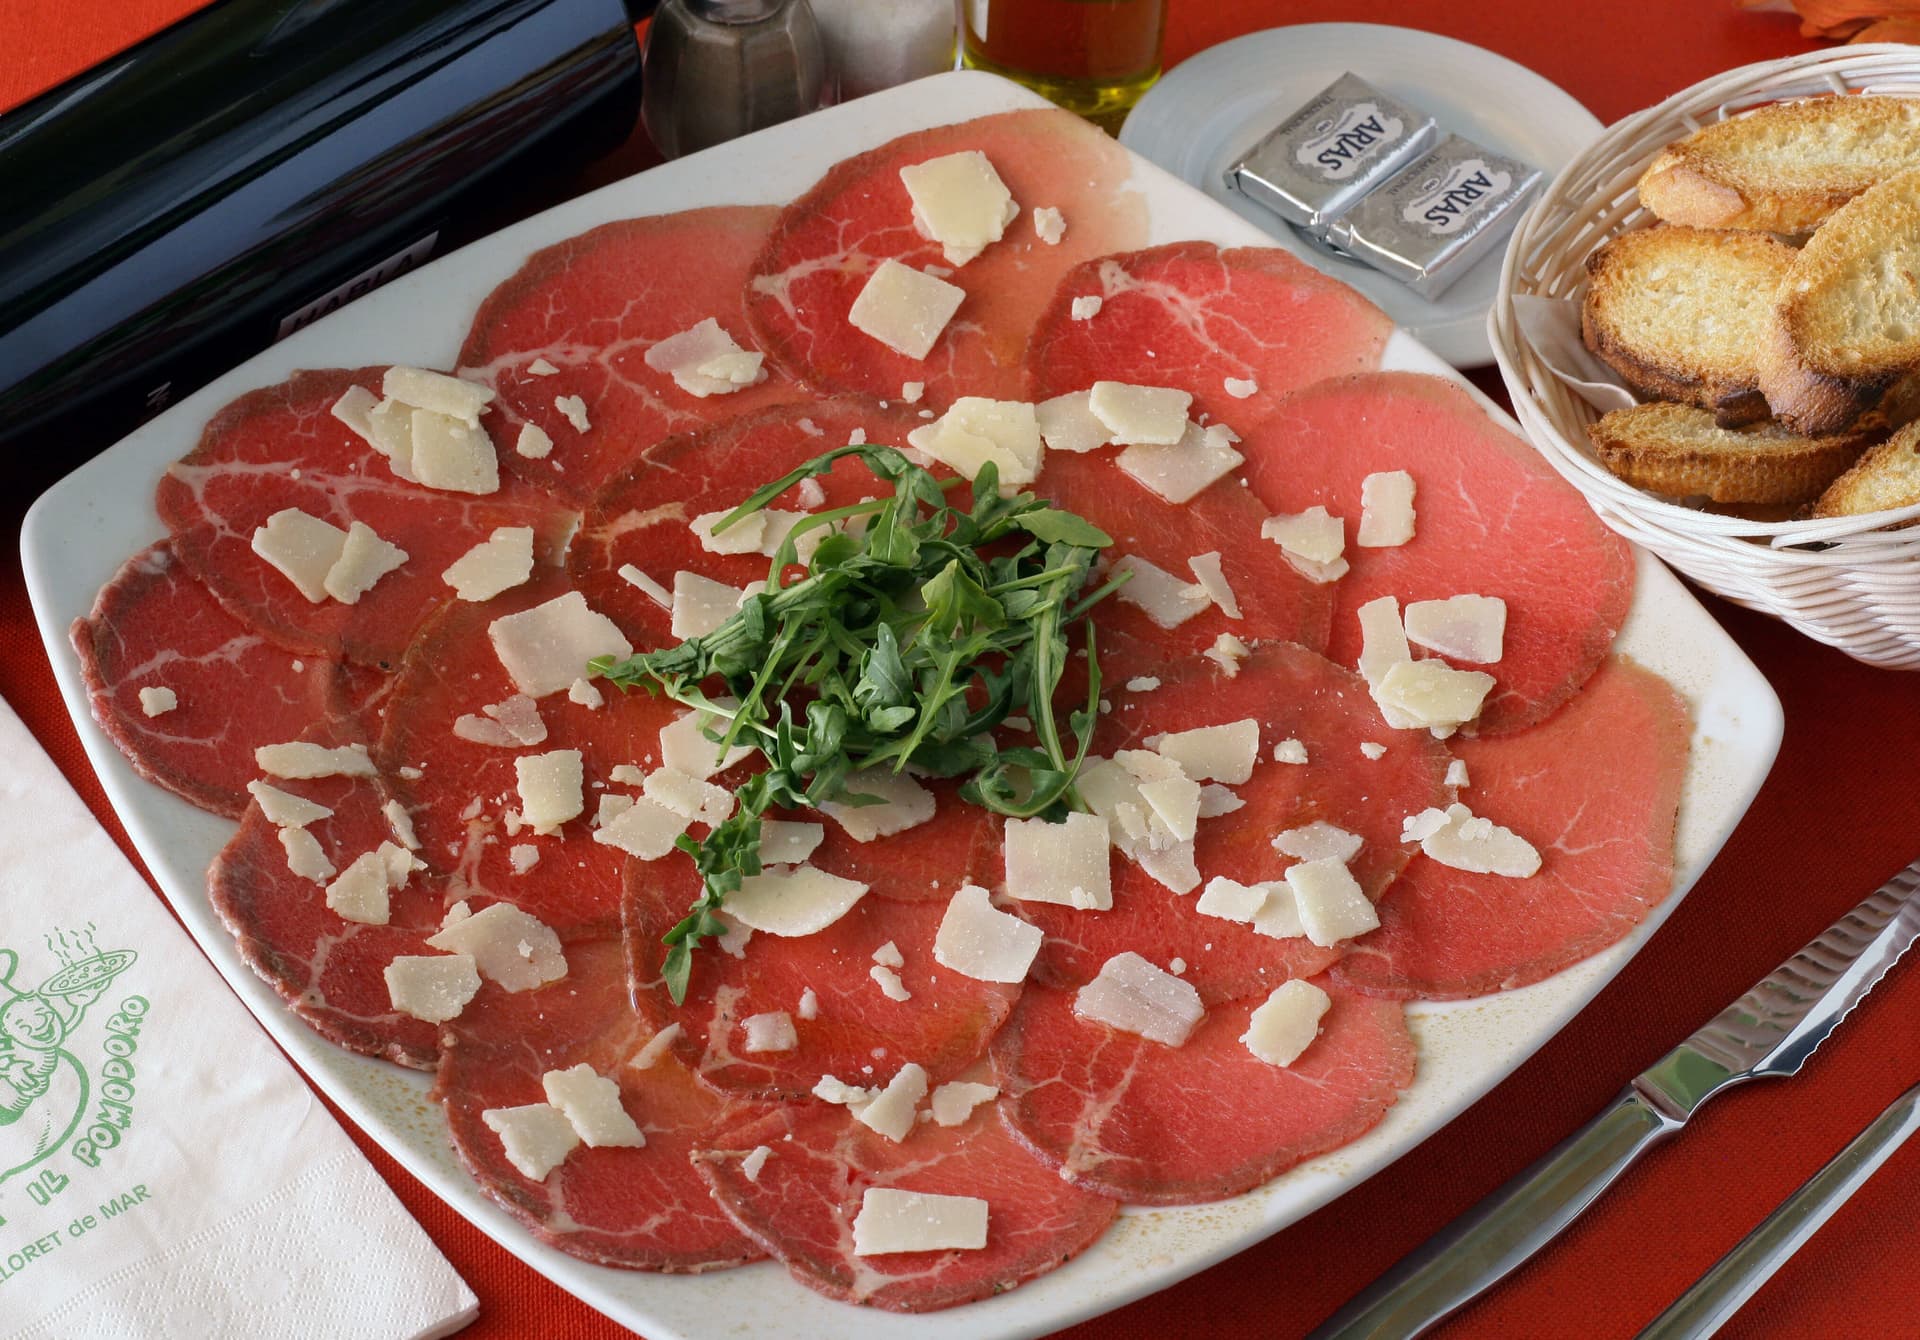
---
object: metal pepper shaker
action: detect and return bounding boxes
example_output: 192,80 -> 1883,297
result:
641,0 -> 828,158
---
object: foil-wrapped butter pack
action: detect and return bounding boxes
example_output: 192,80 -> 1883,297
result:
1324,134 -> 1543,299
1226,73 -> 1438,233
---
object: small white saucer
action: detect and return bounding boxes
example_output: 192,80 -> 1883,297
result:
1120,23 -> 1603,366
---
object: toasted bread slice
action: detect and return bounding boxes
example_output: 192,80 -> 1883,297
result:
1582,227 -> 1794,425
1637,95 -> 1920,233
1812,417 -> 1920,517
1759,166 -> 1920,434
1588,401 -> 1874,504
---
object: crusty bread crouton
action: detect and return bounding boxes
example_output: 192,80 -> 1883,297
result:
1588,401 -> 1874,504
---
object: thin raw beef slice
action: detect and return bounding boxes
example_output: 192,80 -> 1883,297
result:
72,541 -> 369,819
157,367 -> 574,668
1333,656 -> 1690,1000
697,1092 -> 1117,1311
994,976 -> 1414,1205
1024,242 -> 1394,429
1236,371 -> 1635,734
457,207 -> 805,505
747,108 -> 1148,407
436,937 -> 764,1271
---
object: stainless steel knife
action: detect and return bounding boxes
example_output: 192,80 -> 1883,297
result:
1309,855 -> 1920,1340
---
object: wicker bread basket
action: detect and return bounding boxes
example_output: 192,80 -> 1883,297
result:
1490,45 -> 1920,669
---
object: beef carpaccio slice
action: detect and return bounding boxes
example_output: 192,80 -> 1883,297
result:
1239,372 -> 1635,734
625,865 -> 1018,1100
457,207 -> 806,506
1021,643 -> 1451,1005
696,1095 -> 1117,1311
1334,656 -> 1690,1000
72,542 -> 367,819
1031,440 -> 1335,657
208,722 -> 446,1067
157,367 -> 574,667
994,977 -> 1414,1205
569,398 -> 935,647
1024,242 -> 1394,429
746,108 -> 1148,407
376,572 -> 680,937
436,937 -> 764,1271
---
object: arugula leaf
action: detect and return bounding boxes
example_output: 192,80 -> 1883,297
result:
595,444 -> 1123,1003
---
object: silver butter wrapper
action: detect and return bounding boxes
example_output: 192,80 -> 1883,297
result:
1325,134 -> 1543,300
1226,73 -> 1439,233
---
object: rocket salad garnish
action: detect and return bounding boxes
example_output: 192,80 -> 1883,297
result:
592,444 -> 1125,1003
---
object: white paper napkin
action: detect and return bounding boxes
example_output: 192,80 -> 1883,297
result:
0,696 -> 477,1340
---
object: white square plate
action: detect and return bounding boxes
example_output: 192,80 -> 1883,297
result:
22,71 -> 1781,1340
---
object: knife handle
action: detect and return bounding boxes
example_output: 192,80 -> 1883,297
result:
1310,1085 -> 1685,1340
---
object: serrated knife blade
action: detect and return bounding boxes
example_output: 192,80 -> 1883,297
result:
1310,854 -> 1920,1340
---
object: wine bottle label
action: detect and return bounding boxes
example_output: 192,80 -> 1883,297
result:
276,233 -> 439,341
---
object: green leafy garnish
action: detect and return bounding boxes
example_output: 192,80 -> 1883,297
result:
591,444 -> 1122,1002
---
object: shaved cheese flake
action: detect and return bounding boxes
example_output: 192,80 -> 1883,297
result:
1113,554 -> 1210,628
1116,420 -> 1244,504
930,1080 -> 999,1127
255,740 -> 375,779
1197,783 -> 1244,817
1418,803 -> 1541,876
363,396 -> 418,480
691,508 -> 769,555
514,750 -> 583,835
483,693 -> 547,745
870,964 -> 912,1001
1375,659 -> 1496,732
383,798 -> 420,850
630,1022 -> 683,1070
1075,952 -> 1205,1046
137,685 -> 177,717
248,780 -> 333,828
1204,632 -> 1250,677
508,844 -> 540,874
1224,376 -> 1258,399
1196,876 -> 1272,924
1361,741 -> 1387,760
905,397 -> 1043,491
426,903 -> 567,991
659,701 -> 753,779
644,318 -> 766,396
543,1064 -> 644,1147
323,520 -> 408,604
671,571 -> 752,639
1356,595 -> 1421,730
741,1012 -> 798,1054
1035,390 -> 1111,454
593,795 -> 691,859
489,591 -> 632,698
813,1075 -> 875,1106
853,1187 -> 988,1255
279,827 -> 335,884
515,421 -> 553,458
1070,294 -> 1103,320
526,358 -> 559,376
554,394 -> 591,432
1135,841 -> 1200,894
482,1103 -> 578,1181
1403,595 -> 1507,664
618,564 -> 673,609
384,953 -> 481,1023
1273,821 -> 1363,864
1242,980 -> 1331,1067
330,384 -> 380,441
759,820 -> 824,865
1187,552 -> 1242,618
325,849 -> 394,925
451,714 -> 518,748
853,1063 -> 929,1143
820,768 -> 935,842
741,1145 -> 772,1181
1261,506 -> 1345,565
1150,719 -> 1259,784
1287,858 -> 1379,946
1088,382 -> 1191,445
848,259 -> 965,360
797,987 -> 820,1020
728,865 -> 868,936
934,883 -> 1043,983
900,150 -> 1018,265
251,509 -> 347,603
383,366 -> 494,426
871,940 -> 904,968
1002,812 -> 1111,909
1032,205 -> 1065,244
1358,470 -> 1417,547
569,677 -> 604,709
1135,773 -> 1202,843
1273,738 -> 1309,764
1446,758 -> 1470,788
410,408 -> 499,494
442,526 -> 535,601
900,381 -> 924,403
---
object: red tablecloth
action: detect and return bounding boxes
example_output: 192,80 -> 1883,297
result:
5,4 -> 1918,1339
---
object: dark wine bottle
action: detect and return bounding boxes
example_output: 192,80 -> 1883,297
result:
0,0 -> 652,481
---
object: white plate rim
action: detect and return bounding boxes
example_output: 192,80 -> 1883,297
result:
20,70 -> 1779,1340
1120,22 -> 1606,367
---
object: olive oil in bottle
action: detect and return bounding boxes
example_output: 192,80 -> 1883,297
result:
958,0 -> 1167,134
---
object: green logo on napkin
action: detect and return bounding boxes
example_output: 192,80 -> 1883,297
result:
0,930 -> 137,1191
